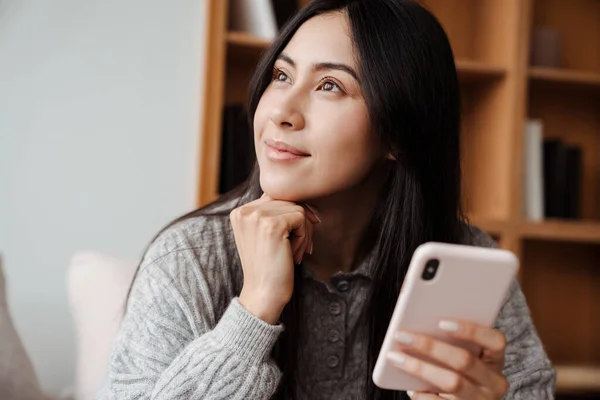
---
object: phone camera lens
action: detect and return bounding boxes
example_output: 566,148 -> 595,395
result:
422,259 -> 439,281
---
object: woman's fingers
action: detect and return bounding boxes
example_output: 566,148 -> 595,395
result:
407,391 -> 458,399
387,352 -> 486,399
277,206 -> 313,264
292,223 -> 310,264
285,205 -> 317,263
244,197 -> 318,264
407,391 -> 444,399
393,331 -> 497,391
287,210 -> 308,264
303,203 -> 321,224
438,320 -> 506,366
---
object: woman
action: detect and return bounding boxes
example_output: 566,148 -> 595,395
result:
98,0 -> 556,399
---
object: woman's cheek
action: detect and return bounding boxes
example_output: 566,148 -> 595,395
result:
318,141 -> 377,188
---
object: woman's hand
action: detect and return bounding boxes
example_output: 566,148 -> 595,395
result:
231,194 -> 320,325
388,320 -> 509,399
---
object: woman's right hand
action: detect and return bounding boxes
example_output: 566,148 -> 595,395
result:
230,194 -> 320,325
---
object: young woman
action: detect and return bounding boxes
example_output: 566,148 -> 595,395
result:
98,0 -> 556,399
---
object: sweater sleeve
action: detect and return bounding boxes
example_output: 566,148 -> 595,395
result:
468,226 -> 556,398
96,249 -> 284,400
495,279 -> 556,399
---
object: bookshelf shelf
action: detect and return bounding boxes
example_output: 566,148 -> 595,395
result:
518,220 -> 600,244
529,67 -> 600,89
456,60 -> 507,82
470,218 -> 600,244
227,31 -> 270,50
555,365 -> 600,393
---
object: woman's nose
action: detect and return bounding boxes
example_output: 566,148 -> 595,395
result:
269,107 -> 305,131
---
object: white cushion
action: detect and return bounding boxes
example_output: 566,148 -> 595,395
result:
66,252 -> 137,400
0,255 -> 51,400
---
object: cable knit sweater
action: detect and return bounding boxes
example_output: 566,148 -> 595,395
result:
96,202 -> 556,399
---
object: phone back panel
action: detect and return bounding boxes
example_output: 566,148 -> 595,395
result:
372,241 -> 519,392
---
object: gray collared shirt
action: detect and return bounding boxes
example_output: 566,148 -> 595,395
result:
98,208 -> 556,399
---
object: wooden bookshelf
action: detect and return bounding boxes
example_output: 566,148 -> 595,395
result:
201,0 -> 600,395
455,60 -> 506,82
518,220 -> 600,244
227,31 -> 270,49
555,365 -> 600,393
529,67 -> 600,89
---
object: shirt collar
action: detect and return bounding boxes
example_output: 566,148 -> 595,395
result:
300,245 -> 377,281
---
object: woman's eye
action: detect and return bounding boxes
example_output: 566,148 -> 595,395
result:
319,80 -> 342,93
273,69 -> 290,83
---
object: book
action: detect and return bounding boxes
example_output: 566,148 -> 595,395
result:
219,105 -> 255,194
543,139 -> 567,218
523,119 -> 545,221
564,146 -> 582,219
228,0 -> 278,40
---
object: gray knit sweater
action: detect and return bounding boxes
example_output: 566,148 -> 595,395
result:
97,203 -> 556,399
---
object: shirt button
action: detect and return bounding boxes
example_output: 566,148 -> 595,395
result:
336,280 -> 349,292
329,302 -> 341,315
328,329 -> 340,342
326,355 -> 339,368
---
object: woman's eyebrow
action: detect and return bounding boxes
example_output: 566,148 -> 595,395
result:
277,53 -> 360,83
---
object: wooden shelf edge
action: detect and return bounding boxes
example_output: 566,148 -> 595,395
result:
555,365 -> 600,393
518,219 -> 600,244
456,60 -> 507,80
227,31 -> 271,49
463,217 -> 600,244
529,67 -> 600,88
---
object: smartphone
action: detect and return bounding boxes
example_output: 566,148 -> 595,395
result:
372,241 -> 519,392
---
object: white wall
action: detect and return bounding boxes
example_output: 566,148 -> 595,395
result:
0,0 -> 207,394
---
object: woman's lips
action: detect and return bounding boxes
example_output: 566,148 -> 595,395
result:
265,139 -> 310,161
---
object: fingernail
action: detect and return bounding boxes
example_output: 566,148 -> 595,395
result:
394,331 -> 413,345
439,320 -> 460,332
407,391 -> 414,398
305,204 -> 322,223
309,242 -> 314,255
386,351 -> 406,365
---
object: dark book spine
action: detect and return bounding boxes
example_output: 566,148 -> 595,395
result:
564,146 -> 582,219
543,139 -> 567,218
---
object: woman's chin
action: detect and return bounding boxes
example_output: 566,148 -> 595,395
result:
261,186 -> 304,202
260,177 -> 310,203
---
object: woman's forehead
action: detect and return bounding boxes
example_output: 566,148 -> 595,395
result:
282,12 -> 357,69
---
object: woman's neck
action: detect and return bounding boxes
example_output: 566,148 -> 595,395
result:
302,166 -> 389,281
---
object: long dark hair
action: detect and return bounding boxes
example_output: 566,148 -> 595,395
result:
128,0 -> 465,399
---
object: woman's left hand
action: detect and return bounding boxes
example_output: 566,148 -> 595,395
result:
388,320 -> 509,399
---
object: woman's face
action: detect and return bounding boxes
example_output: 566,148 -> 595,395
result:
253,12 -> 387,202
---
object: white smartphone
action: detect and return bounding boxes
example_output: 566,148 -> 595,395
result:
372,241 -> 519,392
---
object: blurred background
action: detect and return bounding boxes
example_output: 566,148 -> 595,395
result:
1,0 -> 599,399
0,0 -> 206,397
